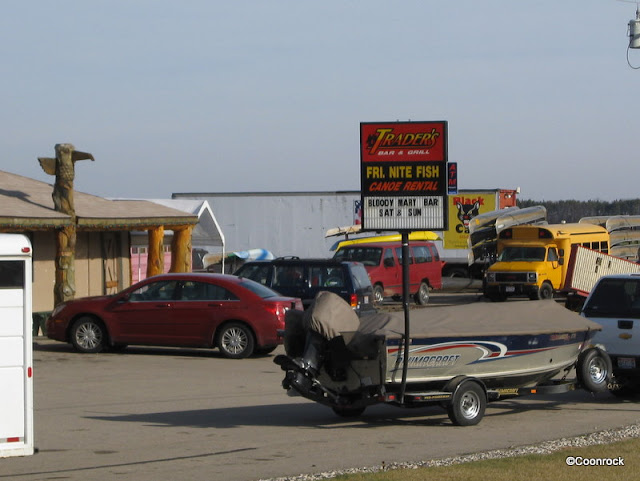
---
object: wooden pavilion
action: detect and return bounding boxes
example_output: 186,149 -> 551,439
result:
0,170 -> 199,314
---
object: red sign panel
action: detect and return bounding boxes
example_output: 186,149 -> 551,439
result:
448,162 -> 458,194
360,121 -> 447,163
360,121 -> 448,231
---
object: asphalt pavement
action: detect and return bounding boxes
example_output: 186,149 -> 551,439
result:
1,290 -> 639,481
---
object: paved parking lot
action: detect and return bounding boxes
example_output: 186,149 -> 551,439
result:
1,292 -> 639,481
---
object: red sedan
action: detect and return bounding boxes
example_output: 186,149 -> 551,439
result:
46,273 -> 303,359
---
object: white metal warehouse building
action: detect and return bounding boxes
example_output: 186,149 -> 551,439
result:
172,191 -> 361,260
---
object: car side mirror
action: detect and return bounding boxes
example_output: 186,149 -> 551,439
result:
558,258 -> 564,266
118,293 -> 130,303
558,248 -> 565,257
383,258 -> 394,267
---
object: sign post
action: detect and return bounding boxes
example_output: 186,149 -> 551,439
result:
360,121 -> 448,401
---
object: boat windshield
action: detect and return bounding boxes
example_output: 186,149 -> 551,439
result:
497,246 -> 546,262
334,247 -> 382,266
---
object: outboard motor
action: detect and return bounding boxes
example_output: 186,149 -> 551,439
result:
289,331 -> 327,393
275,291 -> 361,396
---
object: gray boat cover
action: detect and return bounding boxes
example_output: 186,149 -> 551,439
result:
282,292 -> 361,356
303,292 -> 601,343
354,300 -> 601,340
304,291 -> 361,340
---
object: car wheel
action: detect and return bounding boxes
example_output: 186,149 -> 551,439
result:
414,282 -> 430,305
538,282 -> 554,300
373,284 -> 385,305
446,268 -> 468,278
70,316 -> 107,353
217,322 -> 255,359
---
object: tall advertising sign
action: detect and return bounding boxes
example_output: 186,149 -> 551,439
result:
360,121 -> 448,231
445,191 -> 496,250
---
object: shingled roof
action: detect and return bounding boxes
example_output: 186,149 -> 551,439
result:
0,171 -> 198,231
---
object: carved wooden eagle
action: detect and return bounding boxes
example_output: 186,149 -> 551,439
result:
38,145 -> 94,176
37,143 -> 94,215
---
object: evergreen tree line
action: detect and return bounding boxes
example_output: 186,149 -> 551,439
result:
517,199 -> 640,224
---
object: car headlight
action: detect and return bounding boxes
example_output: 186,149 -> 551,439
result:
486,272 -> 496,283
50,302 -> 67,318
527,272 -> 537,283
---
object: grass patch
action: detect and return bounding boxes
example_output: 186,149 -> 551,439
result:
331,437 -> 638,481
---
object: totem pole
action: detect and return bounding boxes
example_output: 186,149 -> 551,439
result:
38,143 -> 94,306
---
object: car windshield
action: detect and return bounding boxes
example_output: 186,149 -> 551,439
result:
583,278 -> 640,319
334,247 -> 382,266
497,246 -> 546,262
239,278 -> 281,299
349,264 -> 372,289
235,264 -> 271,283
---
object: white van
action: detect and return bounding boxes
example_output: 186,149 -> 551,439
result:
0,234 -> 34,457
581,273 -> 640,397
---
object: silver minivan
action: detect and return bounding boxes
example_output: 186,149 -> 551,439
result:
581,274 -> 640,397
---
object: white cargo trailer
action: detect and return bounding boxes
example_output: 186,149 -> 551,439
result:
564,245 -> 640,295
171,189 -> 518,278
172,191 -> 362,260
0,234 -> 34,457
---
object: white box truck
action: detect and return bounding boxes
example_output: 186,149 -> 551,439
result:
0,234 -> 34,457
563,245 -> 640,311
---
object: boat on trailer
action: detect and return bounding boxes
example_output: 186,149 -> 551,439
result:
275,292 -> 611,426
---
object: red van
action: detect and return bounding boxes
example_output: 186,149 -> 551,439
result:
333,241 -> 442,305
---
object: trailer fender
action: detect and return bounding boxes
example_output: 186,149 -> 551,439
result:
443,375 -> 487,396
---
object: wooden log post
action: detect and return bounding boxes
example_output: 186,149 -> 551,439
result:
54,225 -> 77,306
170,226 -> 193,273
38,143 -> 94,306
147,226 -> 165,278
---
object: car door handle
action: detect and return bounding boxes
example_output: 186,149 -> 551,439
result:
208,302 -> 223,307
156,303 -> 172,308
618,320 -> 634,329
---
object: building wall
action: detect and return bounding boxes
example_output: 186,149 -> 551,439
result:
173,192 -> 361,259
130,246 -> 172,283
31,231 -> 131,313
32,232 -> 56,313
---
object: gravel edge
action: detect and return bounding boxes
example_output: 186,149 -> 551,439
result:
259,422 -> 640,481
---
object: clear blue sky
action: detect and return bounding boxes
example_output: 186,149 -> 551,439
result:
2,1 -> 638,201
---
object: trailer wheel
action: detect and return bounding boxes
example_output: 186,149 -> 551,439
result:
447,380 -> 486,426
332,406 -> 366,418
576,348 -> 611,393
415,282 -> 430,305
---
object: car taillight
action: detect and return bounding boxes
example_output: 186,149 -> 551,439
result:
266,303 -> 286,321
350,293 -> 358,309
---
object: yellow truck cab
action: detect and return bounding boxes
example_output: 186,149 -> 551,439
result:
483,223 -> 609,301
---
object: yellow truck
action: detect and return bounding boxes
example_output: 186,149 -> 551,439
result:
483,223 -> 610,301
